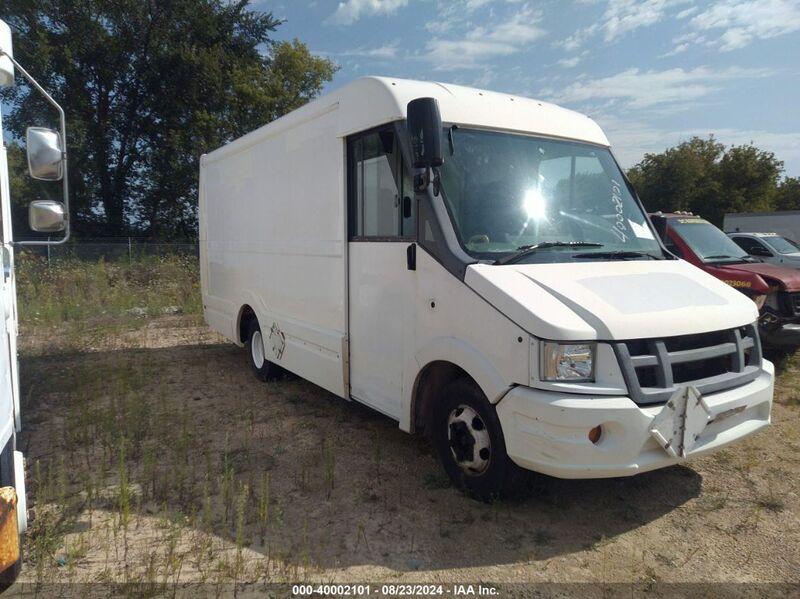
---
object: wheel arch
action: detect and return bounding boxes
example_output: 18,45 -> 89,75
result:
236,304 -> 257,345
409,337 -> 511,436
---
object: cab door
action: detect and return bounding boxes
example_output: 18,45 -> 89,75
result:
347,126 -> 416,419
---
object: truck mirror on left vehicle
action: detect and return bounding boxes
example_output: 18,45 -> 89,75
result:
26,126 -> 64,181
29,200 -> 66,233
407,97 -> 443,169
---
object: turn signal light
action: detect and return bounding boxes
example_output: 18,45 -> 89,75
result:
588,425 -> 602,444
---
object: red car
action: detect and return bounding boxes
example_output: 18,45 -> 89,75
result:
650,212 -> 800,333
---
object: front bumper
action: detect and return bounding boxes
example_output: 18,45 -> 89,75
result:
496,360 -> 774,479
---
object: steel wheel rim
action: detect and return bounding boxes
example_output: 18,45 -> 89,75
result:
251,330 -> 265,368
447,404 -> 491,476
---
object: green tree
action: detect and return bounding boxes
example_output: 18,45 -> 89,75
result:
775,177 -> 800,211
713,144 -> 782,224
627,137 -> 723,218
627,136 -> 784,227
0,0 -> 337,238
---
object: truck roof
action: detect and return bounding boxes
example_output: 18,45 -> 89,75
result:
730,231 -> 780,237
650,212 -> 706,221
203,76 -> 609,165
725,210 -> 800,217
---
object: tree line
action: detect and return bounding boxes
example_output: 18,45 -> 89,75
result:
627,137 -> 800,226
1,2 -> 798,239
1,0 -> 337,240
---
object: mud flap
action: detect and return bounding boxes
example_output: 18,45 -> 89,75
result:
649,386 -> 711,459
0,486 -> 19,575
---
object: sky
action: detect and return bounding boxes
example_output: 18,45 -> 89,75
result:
261,0 -> 800,177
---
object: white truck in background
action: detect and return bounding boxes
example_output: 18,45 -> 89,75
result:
0,19 -> 71,584
200,77 -> 773,499
725,210 -> 800,242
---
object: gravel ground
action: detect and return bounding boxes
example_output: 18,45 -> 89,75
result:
9,317 -> 800,596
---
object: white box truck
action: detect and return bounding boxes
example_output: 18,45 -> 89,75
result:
200,77 -> 773,498
0,19 -> 71,583
725,210 -> 800,242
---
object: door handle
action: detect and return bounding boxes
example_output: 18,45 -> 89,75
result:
407,243 -> 416,271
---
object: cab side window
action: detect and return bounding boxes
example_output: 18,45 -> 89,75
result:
732,236 -> 770,256
347,127 -> 415,239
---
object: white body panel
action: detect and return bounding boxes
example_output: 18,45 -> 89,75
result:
466,259 -> 758,341
200,104 -> 348,397
201,76 -> 772,479
0,19 -> 25,535
0,293 -> 12,455
0,20 -> 13,88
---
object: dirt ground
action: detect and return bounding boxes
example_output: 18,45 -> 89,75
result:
9,316 -> 800,595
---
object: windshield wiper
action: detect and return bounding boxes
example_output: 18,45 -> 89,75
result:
704,254 -> 749,262
495,241 -> 603,265
573,250 -> 659,260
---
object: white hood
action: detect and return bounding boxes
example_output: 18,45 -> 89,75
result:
465,259 -> 758,341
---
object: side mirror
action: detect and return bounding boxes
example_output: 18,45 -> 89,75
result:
407,98 -> 443,169
26,127 -> 64,181
29,200 -> 66,233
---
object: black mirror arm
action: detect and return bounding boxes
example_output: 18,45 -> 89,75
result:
414,167 -> 442,197
432,167 -> 441,197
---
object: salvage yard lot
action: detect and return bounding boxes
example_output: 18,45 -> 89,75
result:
10,256 -> 800,593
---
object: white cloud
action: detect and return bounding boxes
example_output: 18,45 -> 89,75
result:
556,0 -> 690,52
469,9 -> 545,44
689,0 -> 800,51
599,115 -> 800,175
327,0 -> 408,25
602,0 -> 692,42
340,43 -> 399,59
423,39 -> 518,70
661,42 -> 689,56
552,66 -> 774,110
555,25 -> 598,51
557,56 -> 582,68
424,5 -> 546,70
465,0 -> 494,10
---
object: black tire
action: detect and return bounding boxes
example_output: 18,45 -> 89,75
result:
433,378 -> 527,501
246,319 -> 282,382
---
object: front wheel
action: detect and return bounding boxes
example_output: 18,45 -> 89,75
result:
247,320 -> 282,382
432,378 -> 526,501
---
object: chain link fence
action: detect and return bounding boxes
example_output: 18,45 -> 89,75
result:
18,237 -> 199,264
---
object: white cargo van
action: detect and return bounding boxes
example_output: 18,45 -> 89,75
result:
200,77 -> 773,498
0,19 -> 71,582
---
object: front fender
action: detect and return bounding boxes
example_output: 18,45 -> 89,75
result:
413,336 -> 511,403
400,336 -> 513,433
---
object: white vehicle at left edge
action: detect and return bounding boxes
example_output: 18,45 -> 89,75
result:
0,18 -> 71,585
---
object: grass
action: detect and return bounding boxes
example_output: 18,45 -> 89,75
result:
9,253 -> 800,588
15,251 -> 202,329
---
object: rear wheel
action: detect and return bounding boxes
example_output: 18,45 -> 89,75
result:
433,378 -> 526,501
247,320 -> 282,382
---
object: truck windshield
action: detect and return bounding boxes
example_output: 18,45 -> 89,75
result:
437,128 -> 662,263
763,235 -> 800,254
671,219 -> 750,263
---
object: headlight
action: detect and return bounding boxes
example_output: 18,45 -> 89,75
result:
541,342 -> 595,382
